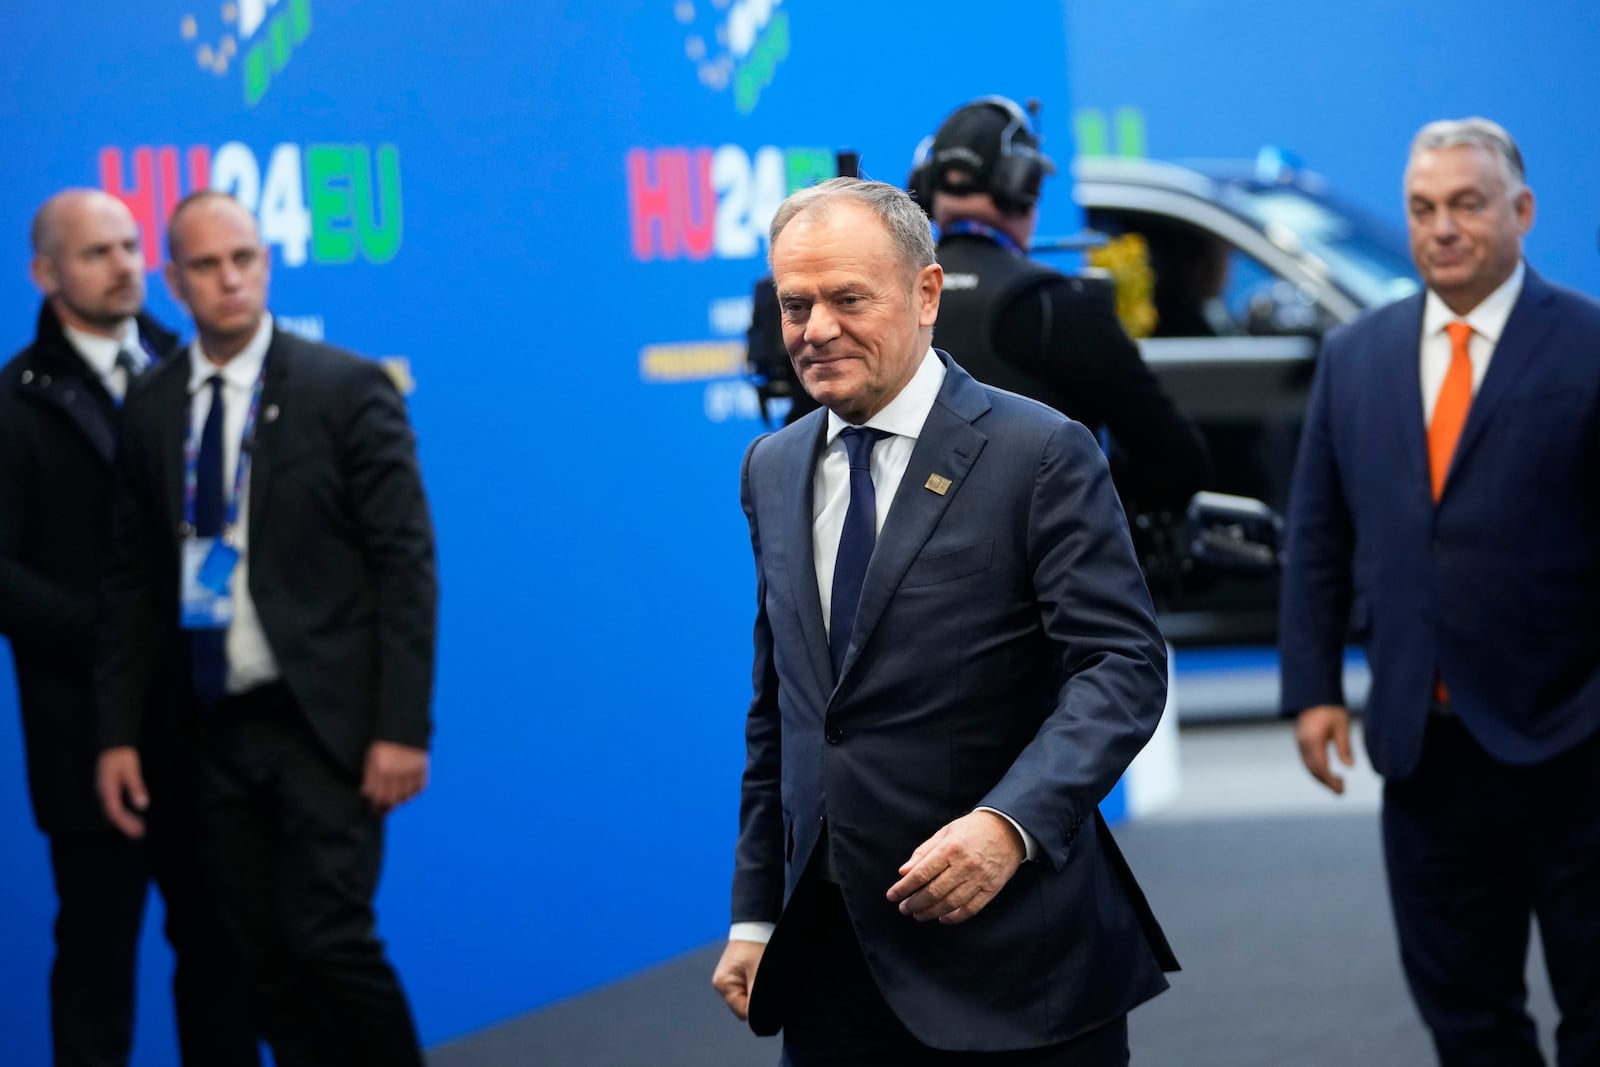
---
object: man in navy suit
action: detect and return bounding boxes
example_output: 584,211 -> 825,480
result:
1281,118 -> 1600,1065
712,177 -> 1177,1065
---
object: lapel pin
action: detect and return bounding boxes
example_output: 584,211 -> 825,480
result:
263,404 -> 280,423
924,474 -> 952,496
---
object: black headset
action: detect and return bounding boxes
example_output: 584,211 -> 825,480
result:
908,95 -> 1054,216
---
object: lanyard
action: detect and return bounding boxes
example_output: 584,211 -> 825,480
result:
942,219 -> 1027,257
182,358 -> 269,543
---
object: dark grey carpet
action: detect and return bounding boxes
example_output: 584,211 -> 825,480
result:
430,813 -> 1557,1066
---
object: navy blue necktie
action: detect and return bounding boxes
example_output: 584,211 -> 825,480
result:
830,427 -> 889,677
113,347 -> 143,401
191,376 -> 228,707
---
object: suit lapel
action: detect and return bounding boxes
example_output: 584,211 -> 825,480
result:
247,329 -> 292,549
1376,296 -> 1432,504
1443,269 -> 1556,493
19,340 -> 120,464
157,359 -> 190,539
835,358 -> 989,687
26,372 -> 117,464
778,415 -> 835,694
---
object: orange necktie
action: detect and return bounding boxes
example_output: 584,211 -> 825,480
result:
1428,321 -> 1475,501
1430,321 -> 1474,704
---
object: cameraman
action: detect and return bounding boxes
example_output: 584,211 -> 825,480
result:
910,96 -> 1211,515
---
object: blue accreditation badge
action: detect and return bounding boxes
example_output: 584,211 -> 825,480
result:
181,537 -> 237,629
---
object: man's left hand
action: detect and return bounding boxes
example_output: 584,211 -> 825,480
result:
361,741 -> 430,814
886,810 -> 1024,924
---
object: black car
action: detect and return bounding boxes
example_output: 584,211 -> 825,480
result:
1072,152 -> 1418,647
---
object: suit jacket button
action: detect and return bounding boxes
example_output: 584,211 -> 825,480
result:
825,726 -> 842,744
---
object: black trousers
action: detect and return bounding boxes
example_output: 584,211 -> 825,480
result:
775,877 -> 1129,1067
47,810 -> 256,1066
1383,715 -> 1600,1067
196,683 -> 423,1067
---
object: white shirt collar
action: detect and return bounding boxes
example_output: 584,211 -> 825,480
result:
188,314 -> 274,394
825,348 -> 947,444
62,319 -> 141,380
1422,260 -> 1525,344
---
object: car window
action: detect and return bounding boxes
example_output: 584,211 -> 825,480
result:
1222,186 -> 1419,308
1220,249 -> 1274,331
1087,208 -> 1282,338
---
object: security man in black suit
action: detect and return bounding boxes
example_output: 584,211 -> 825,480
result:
95,189 -> 437,1067
909,96 -> 1211,516
0,189 -> 256,1066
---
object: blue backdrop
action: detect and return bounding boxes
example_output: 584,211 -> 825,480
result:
2,2 -> 1596,1063
1067,0 -> 1600,297
0,2 -> 1077,1062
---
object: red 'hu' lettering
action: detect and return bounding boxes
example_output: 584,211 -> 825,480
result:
625,147 -> 715,261
99,146 -> 212,269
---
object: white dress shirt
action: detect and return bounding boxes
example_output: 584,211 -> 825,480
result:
186,315 -> 281,694
812,349 -> 947,631
730,351 -> 1034,946
1420,260 -> 1524,423
62,319 -> 150,401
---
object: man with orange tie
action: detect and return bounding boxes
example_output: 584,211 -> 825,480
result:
1280,118 -> 1600,1065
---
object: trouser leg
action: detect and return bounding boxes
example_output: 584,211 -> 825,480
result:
146,751 -> 261,1066
1382,717 -> 1542,1067
46,830 -> 148,1067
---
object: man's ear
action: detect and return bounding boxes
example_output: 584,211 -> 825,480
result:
29,255 -> 57,298
916,262 -> 943,328
163,261 -> 186,310
1514,187 -> 1535,236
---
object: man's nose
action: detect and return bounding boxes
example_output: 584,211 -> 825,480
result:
1431,208 -> 1460,240
804,305 -> 839,346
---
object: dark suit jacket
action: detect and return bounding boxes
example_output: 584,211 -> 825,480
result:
733,353 -> 1175,1051
1280,266 -> 1600,778
96,324 -> 437,772
935,232 -> 1212,513
0,303 -> 176,833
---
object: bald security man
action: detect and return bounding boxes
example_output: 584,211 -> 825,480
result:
0,189 -> 256,1066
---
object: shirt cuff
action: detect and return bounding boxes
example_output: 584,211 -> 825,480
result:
728,921 -> 775,945
976,806 -> 1038,863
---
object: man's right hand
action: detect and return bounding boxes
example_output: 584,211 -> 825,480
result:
1295,704 -> 1354,795
96,746 -> 148,839
711,939 -> 765,1021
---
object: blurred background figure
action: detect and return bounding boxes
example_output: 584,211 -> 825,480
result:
0,189 -> 256,1066
1281,118 -> 1600,1066
95,190 -> 437,1067
908,94 -> 1211,520
1145,223 -> 1235,339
